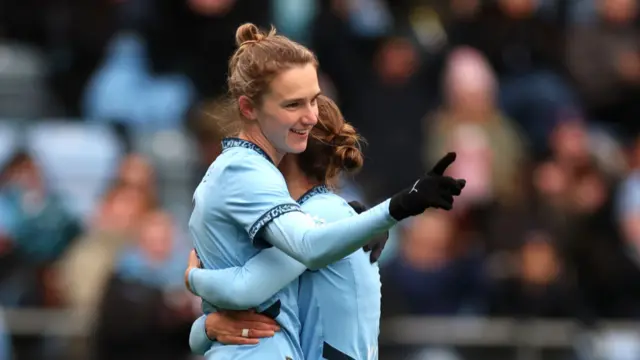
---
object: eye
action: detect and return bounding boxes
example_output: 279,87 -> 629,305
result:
285,102 -> 299,109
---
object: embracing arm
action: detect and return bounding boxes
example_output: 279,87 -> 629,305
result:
189,315 -> 212,355
188,247 -> 307,309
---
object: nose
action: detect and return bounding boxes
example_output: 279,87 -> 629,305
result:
302,104 -> 318,126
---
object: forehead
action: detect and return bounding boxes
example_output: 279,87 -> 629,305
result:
267,63 -> 320,100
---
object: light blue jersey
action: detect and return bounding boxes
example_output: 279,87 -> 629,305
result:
189,138 -> 305,360
189,185 -> 381,360
297,189 -> 381,360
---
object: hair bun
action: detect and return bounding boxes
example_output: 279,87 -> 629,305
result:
333,123 -> 364,172
235,23 -> 268,47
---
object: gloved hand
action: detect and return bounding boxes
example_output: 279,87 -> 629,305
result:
348,200 -> 389,263
389,152 -> 466,221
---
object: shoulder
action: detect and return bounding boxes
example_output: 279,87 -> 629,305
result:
216,150 -> 286,189
301,193 -> 355,223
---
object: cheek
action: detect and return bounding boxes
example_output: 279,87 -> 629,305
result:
261,108 -> 295,134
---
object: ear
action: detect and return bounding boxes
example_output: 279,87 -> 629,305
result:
238,95 -> 257,120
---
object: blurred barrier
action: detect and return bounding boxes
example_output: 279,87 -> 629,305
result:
3,308 -> 640,344
4,309 -> 640,360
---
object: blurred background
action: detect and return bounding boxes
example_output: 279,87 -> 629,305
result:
0,0 -> 639,359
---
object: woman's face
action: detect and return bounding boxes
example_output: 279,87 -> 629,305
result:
242,63 -> 321,159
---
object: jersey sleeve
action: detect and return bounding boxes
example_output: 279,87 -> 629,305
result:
223,157 -> 302,244
189,315 -> 213,355
263,199 -> 396,270
188,247 -> 307,309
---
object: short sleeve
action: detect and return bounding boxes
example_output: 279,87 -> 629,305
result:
223,156 -> 302,242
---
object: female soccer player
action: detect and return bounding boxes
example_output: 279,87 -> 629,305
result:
188,23 -> 465,359
188,95 -> 386,359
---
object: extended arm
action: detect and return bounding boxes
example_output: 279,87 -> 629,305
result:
263,199 -> 396,270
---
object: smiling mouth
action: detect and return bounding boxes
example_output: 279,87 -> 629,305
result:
290,129 -> 309,135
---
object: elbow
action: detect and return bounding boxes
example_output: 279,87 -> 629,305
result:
302,253 -> 326,271
189,336 -> 209,356
189,319 -> 210,355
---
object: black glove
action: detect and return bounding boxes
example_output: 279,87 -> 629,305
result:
348,200 -> 389,263
389,152 -> 466,221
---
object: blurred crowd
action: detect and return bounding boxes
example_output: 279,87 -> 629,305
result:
0,0 -> 639,359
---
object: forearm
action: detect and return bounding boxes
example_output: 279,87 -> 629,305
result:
189,248 -> 307,309
189,315 -> 213,355
264,199 -> 396,270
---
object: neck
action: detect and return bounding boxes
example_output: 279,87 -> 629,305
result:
238,125 -> 284,164
280,155 -> 320,201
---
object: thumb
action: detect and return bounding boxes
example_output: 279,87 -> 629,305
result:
430,152 -> 457,176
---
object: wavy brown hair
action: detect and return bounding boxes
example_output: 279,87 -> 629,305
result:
297,95 -> 365,188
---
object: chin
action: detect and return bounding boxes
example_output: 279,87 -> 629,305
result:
287,139 -> 308,154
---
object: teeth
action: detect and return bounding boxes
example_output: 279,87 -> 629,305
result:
291,129 -> 308,135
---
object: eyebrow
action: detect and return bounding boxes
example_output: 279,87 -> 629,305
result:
282,91 -> 322,104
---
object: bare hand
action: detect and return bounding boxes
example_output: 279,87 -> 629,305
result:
206,310 -> 280,345
185,249 -> 202,293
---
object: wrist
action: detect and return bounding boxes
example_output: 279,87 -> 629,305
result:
389,191 -> 411,221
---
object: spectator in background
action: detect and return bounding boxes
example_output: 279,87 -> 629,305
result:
116,153 -> 158,206
82,31 -> 195,134
423,46 -> 526,214
381,211 -> 487,317
566,0 -> 640,137
0,151 -> 82,359
450,0 -> 576,153
489,230 -> 575,318
94,211 -> 193,360
54,154 -> 156,332
598,135 -> 640,318
54,182 -> 154,323
0,151 -> 81,308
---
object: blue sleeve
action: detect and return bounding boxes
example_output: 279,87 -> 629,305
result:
224,157 -> 397,270
189,315 -> 213,355
188,247 -> 307,309
223,158 -> 302,246
263,199 -> 396,270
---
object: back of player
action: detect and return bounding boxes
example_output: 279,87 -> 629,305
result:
297,188 -> 381,360
189,139 -> 303,360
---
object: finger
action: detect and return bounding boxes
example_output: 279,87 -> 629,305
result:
369,237 -> 387,263
449,179 -> 466,196
245,329 -> 276,338
348,201 -> 368,214
370,246 -> 383,263
430,152 -> 456,176
439,177 -> 464,196
217,336 -> 260,345
235,320 -> 280,332
434,196 -> 453,211
188,249 -> 200,268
